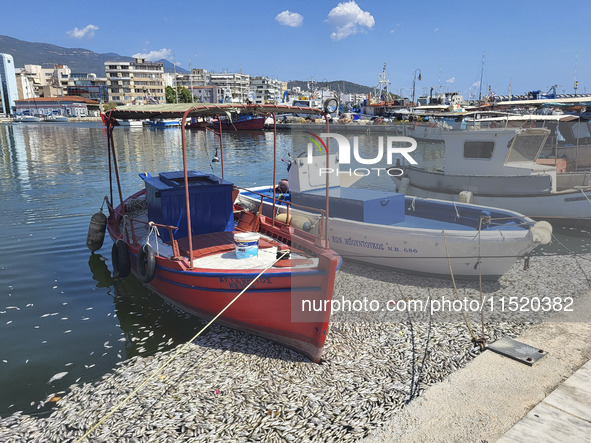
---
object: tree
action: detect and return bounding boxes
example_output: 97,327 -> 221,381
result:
166,86 -> 193,104
102,102 -> 117,111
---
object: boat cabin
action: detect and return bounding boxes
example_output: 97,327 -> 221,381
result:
141,170 -> 234,242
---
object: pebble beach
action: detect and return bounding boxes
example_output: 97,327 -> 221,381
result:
1,252 -> 590,442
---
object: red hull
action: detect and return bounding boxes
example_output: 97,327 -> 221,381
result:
211,117 -> 266,131
107,192 -> 340,361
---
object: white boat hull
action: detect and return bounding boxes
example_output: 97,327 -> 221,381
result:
117,120 -> 143,127
325,217 -> 537,279
393,176 -> 591,221
238,187 -> 544,280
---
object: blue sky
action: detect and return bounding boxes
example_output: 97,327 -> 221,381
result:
4,1 -> 589,98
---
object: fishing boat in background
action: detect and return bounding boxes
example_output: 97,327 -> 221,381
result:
88,103 -> 341,362
149,118 -> 181,128
210,114 -> 266,130
391,127 -> 591,223
117,119 -> 143,127
100,113 -> 143,127
237,154 -> 551,280
185,116 -> 210,129
44,112 -> 69,122
14,114 -> 41,122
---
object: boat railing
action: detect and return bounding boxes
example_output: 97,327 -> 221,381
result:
233,185 -> 328,240
105,196 -> 182,258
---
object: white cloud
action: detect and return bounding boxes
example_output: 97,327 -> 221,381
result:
327,1 -> 375,41
67,24 -> 99,39
434,27 -> 440,32
446,77 -> 455,84
275,10 -> 303,27
472,81 -> 481,88
132,48 -> 173,62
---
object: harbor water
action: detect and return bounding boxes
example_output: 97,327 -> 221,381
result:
0,122 -> 589,419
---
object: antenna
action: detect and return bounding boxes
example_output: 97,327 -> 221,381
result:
189,60 -> 193,103
479,51 -> 485,102
574,51 -> 579,96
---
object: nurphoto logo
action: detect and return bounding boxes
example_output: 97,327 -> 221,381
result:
304,132 -> 418,177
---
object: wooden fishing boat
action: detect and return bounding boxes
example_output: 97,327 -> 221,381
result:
88,104 -> 341,362
210,114 -> 266,130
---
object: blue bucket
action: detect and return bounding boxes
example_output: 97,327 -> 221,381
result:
234,232 -> 260,259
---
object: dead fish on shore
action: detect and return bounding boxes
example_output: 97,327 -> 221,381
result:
47,372 -> 68,384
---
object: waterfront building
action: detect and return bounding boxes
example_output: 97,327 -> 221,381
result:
14,96 -> 100,117
210,72 -> 250,103
105,58 -> 165,104
67,73 -> 109,103
14,64 -> 71,98
188,85 -> 220,103
0,53 -> 19,115
250,77 -> 285,104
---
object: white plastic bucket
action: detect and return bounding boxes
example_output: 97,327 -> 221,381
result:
234,232 -> 260,259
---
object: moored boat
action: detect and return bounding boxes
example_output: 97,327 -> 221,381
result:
237,154 -> 552,280
390,127 -> 591,223
44,113 -> 69,122
210,114 -> 266,131
89,103 -> 341,361
149,118 -> 181,128
14,114 -> 41,122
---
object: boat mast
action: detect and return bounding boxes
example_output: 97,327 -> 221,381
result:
478,51 -> 485,102
574,51 -> 579,97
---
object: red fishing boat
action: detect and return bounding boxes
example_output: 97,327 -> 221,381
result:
88,104 -> 340,361
210,114 -> 266,130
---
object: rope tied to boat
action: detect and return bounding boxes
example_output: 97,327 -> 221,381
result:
147,222 -> 161,257
479,214 -> 491,225
75,249 -> 291,442
442,229 -> 487,350
453,201 -> 460,219
410,196 -> 416,212
579,188 -> 591,206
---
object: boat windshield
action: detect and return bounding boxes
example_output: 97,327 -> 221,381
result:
505,130 -> 548,163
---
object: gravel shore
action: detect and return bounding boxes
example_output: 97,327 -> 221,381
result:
1,253 -> 590,442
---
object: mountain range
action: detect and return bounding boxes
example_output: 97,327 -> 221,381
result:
0,35 -> 188,75
0,35 -> 372,94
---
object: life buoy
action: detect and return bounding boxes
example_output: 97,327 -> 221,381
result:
137,244 -> 156,283
112,240 -> 131,278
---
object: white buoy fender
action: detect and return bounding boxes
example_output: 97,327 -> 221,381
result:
276,213 -> 312,232
530,221 -> 552,245
398,177 -> 410,194
459,191 -> 473,204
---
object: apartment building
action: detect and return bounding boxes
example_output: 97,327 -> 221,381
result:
250,76 -> 286,104
67,73 -> 109,103
209,72 -> 250,103
14,64 -> 71,99
105,58 -> 165,104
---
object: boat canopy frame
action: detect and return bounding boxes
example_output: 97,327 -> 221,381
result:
104,103 -> 333,265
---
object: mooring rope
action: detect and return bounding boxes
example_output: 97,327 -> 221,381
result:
76,249 -> 291,442
147,222 -> 160,257
442,230 -> 478,343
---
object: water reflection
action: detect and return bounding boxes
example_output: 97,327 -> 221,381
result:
87,251 -> 204,360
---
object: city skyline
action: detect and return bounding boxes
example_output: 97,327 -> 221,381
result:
2,0 -> 589,99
